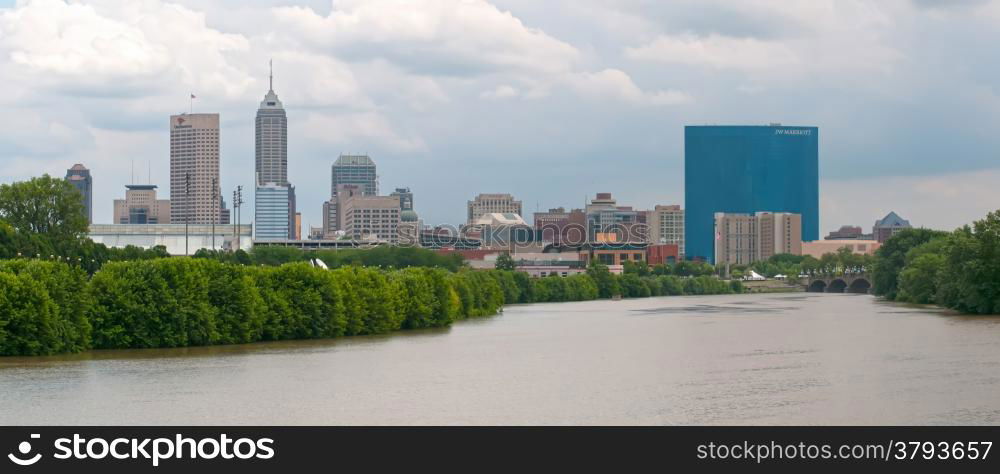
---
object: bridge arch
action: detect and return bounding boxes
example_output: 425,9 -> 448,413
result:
807,280 -> 827,292
848,278 -> 871,294
827,279 -> 848,293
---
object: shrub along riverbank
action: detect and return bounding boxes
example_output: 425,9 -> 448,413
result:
0,258 -> 742,356
871,209 -> 1000,314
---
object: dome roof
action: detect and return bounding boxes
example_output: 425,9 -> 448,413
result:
401,209 -> 419,222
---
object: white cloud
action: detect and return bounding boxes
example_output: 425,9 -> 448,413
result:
625,34 -> 798,71
623,1 -> 904,83
566,69 -> 693,106
273,0 -> 580,76
480,85 -> 519,100
300,112 -> 427,153
0,0 -> 253,98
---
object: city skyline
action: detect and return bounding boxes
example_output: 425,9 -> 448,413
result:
2,0 -> 1000,233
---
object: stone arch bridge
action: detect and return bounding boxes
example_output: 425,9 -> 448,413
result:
804,273 -> 872,294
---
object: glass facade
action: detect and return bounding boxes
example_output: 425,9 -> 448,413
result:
331,155 -> 378,198
255,184 -> 291,241
684,125 -> 818,263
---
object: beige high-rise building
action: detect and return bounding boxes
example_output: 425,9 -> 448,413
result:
170,113 -> 221,224
647,205 -> 685,258
341,194 -> 401,243
467,193 -> 522,225
714,212 -> 802,265
113,185 -> 171,224
323,183 -> 361,236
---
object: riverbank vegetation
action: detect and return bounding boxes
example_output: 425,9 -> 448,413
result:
194,245 -> 466,271
871,210 -> 1000,314
0,258 -> 741,356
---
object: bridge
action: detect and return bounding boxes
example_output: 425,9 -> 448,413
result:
804,273 -> 872,294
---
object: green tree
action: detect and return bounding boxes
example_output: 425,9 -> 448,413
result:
897,253 -> 945,304
586,259 -> 620,298
0,175 -> 88,244
0,271 -> 61,355
871,228 -> 948,300
495,252 -> 516,271
935,211 -> 1000,314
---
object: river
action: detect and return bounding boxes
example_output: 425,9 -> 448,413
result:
2,293 -> 999,425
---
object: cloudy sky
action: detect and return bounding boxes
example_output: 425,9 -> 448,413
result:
1,0 -> 999,233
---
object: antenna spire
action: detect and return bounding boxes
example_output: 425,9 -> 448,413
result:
269,59 -> 273,91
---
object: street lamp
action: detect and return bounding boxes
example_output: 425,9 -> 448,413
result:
185,172 -> 191,257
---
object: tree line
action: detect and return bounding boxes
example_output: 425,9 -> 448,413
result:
1,258 -> 740,356
194,245 -> 466,272
871,210 -> 1000,314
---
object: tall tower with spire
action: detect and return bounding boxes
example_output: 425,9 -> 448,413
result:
254,60 -> 296,240
255,59 -> 288,186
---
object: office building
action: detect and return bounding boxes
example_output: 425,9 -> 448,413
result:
331,154 -> 378,198
65,164 -> 92,224
113,185 -> 171,224
873,211 -> 911,243
327,155 -> 377,236
219,198 -> 231,225
170,113 -> 221,224
294,212 -> 302,240
585,193 -> 642,242
685,125 -> 818,262
323,183 -> 360,235
714,212 -> 802,265
255,64 -> 288,186
341,194 -> 401,243
534,207 -> 569,229
467,193 -> 522,225
647,205 -> 685,258
391,187 -> 414,211
255,183 -> 292,241
534,207 -> 587,245
255,64 -> 297,240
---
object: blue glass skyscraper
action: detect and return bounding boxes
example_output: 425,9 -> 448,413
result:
684,125 -> 819,263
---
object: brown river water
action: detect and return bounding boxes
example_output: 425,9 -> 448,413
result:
2,293 -> 998,425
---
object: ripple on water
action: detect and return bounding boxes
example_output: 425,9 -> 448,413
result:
631,304 -> 798,315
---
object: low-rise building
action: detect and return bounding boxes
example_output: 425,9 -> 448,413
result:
578,242 -> 647,266
113,185 -> 171,224
802,240 -> 881,259
825,225 -> 872,240
646,244 -> 680,265
88,224 -> 251,255
873,211 -> 911,243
